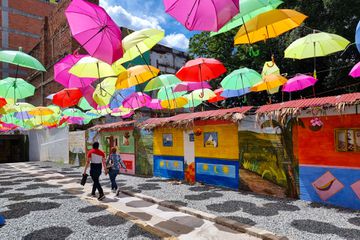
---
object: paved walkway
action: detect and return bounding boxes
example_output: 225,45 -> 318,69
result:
5,162 -> 261,240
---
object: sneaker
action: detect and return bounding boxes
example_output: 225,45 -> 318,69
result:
115,189 -> 120,197
98,194 -> 105,201
91,193 -> 96,198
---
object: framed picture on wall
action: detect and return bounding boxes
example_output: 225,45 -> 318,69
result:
163,134 -> 173,147
204,132 -> 218,148
335,129 -> 360,152
122,132 -> 131,146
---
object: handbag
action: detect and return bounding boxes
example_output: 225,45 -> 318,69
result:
80,173 -> 88,186
106,156 -> 114,171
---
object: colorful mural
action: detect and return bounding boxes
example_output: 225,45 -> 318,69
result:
294,114 -> 360,209
153,156 -> 184,179
134,128 -> 154,176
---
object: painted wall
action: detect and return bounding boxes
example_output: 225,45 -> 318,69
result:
134,128 -> 154,176
294,114 -> 360,209
194,120 -> 240,189
153,127 -> 184,180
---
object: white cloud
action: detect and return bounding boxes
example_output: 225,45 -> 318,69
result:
162,33 -> 190,51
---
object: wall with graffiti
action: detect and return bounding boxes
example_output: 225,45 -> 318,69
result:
194,120 -> 239,189
153,127 -> 184,180
294,114 -> 360,210
238,116 -> 299,198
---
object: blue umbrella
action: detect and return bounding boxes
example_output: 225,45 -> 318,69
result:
356,20 -> 360,53
15,111 -> 34,120
109,87 -> 136,109
221,88 -> 250,98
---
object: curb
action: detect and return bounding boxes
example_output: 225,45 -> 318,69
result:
121,190 -> 288,240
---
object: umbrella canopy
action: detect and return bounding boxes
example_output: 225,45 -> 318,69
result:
79,85 -> 98,109
53,88 -> 83,108
123,92 -> 151,109
221,68 -> 262,90
144,74 -> 181,91
109,87 -> 136,109
282,74 -> 317,92
69,56 -> 123,79
117,29 -> 164,64
157,86 -> 186,100
262,60 -> 281,94
211,0 -> 283,36
15,111 -> 34,120
8,102 -> 35,113
48,105 -> 62,116
65,0 -> 123,64
349,62 -> 360,78
251,74 -> 287,92
63,108 -> 86,118
163,0 -> 239,31
93,77 -> 117,106
208,88 -> 225,103
54,54 -> 96,88
29,107 -> 54,116
189,89 -> 216,101
116,65 -> 160,89
0,98 -> 7,108
0,77 -> 35,100
111,106 -> 134,117
356,21 -> 360,53
183,94 -> 203,108
146,99 -> 163,110
0,47 -> 46,71
173,81 -> 211,92
78,97 -> 94,111
176,58 -> 226,82
160,97 -> 188,109
234,9 -> 307,44
284,32 -> 350,59
221,88 -> 250,98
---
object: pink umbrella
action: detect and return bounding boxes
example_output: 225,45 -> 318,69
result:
54,54 -> 96,88
163,0 -> 239,31
282,74 -> 318,92
79,85 -> 98,109
146,99 -> 163,110
65,0 -> 123,64
173,81 -> 211,92
123,92 -> 151,109
122,111 -> 134,119
349,62 -> 360,78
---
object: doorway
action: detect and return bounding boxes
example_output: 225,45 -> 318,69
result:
0,135 -> 29,163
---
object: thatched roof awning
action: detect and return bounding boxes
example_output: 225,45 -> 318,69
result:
89,120 -> 136,131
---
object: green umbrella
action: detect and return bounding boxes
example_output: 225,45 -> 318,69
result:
8,102 -> 35,113
78,97 -> 94,111
189,89 -> 216,101
210,0 -> 283,37
0,47 -> 46,71
157,86 -> 186,100
0,77 -> 35,101
221,68 -> 262,90
183,94 -> 202,108
63,108 -> 85,118
144,74 -> 181,91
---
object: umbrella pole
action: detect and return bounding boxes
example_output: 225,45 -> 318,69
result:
136,46 -> 156,77
240,74 -> 247,103
242,17 -> 252,45
76,26 -> 107,53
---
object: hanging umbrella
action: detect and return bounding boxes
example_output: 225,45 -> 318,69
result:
65,0 -> 123,64
79,85 -> 98,109
47,105 -> 62,117
111,106 -> 134,117
123,92 -> 151,109
234,9 -> 307,45
146,99 -> 163,110
211,0 -> 283,36
0,98 -> 7,108
63,108 -> 86,118
117,29 -> 164,64
53,88 -> 83,108
221,88 -> 250,98
160,97 -> 188,109
157,86 -> 186,100
144,74 -> 181,92
349,62 -> 360,78
109,87 -> 136,109
0,77 -> 35,101
93,77 -> 117,106
7,102 -> 35,113
208,88 -> 226,103
356,21 -> 360,53
189,89 -> 216,101
78,97 -> 94,111
221,67 -> 262,90
251,74 -> 287,92
262,59 -> 281,94
54,54 -> 96,88
163,0 -> 239,31
89,105 -> 112,116
183,94 -> 202,109
0,47 -> 46,71
29,107 -> 54,116
46,94 -> 55,100
173,81 -> 211,92
282,74 -> 317,92
69,56 -> 123,79
116,65 -> 160,90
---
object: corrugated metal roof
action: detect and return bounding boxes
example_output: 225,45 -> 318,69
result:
90,120 -> 136,131
256,93 -> 360,114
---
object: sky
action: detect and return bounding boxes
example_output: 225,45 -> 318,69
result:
100,0 -> 197,52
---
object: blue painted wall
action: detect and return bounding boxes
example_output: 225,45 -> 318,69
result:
153,155 -> 184,180
300,165 -> 360,210
195,157 -> 239,189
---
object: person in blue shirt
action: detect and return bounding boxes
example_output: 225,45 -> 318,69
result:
106,147 -> 126,192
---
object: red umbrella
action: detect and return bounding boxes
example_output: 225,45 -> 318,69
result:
208,88 -> 226,103
176,58 -> 226,82
0,98 -> 7,108
53,88 -> 83,108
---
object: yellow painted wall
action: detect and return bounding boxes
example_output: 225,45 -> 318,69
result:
195,123 -> 239,159
153,127 -> 184,156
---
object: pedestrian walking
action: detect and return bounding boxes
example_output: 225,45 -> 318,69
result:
106,147 -> 126,193
83,142 -> 107,201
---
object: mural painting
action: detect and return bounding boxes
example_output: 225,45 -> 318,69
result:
134,128 -> 154,176
69,131 -> 86,166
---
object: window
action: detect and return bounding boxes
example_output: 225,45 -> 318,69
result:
335,129 -> 360,152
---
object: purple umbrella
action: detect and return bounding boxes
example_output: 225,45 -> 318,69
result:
54,54 -> 96,88
15,112 -> 34,120
163,0 -> 239,31
282,74 -> 318,92
146,99 -> 163,110
123,92 -> 151,109
349,62 -> 360,78
173,81 -> 211,92
65,0 -> 123,64
79,85 -> 98,109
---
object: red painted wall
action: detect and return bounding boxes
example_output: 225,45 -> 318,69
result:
294,114 -> 360,168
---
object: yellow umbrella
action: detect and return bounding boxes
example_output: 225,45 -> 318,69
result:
69,56 -> 125,78
160,97 -> 188,109
29,107 -> 54,116
93,77 -> 117,106
234,9 -> 307,45
116,65 -> 160,90
251,74 -> 287,92
262,59 -> 281,94
7,102 -> 35,113
111,106 -> 133,117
